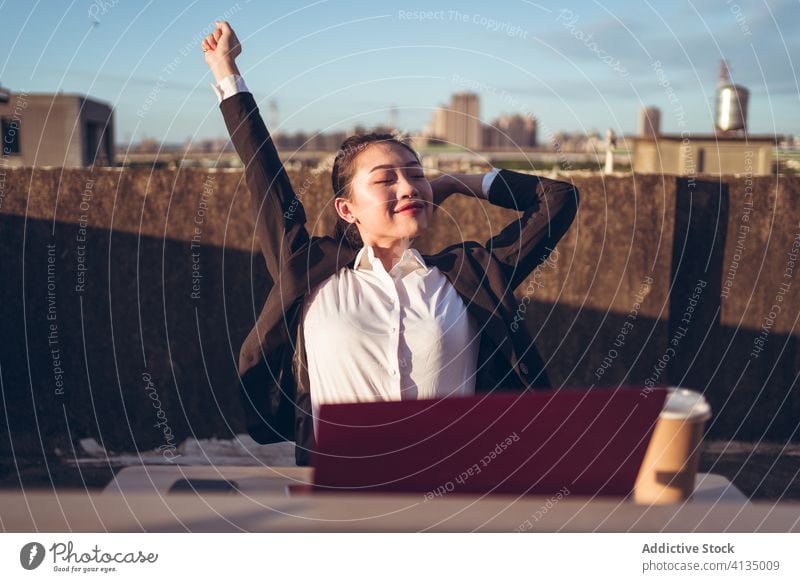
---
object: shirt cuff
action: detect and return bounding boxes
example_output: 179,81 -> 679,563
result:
481,167 -> 501,198
212,74 -> 249,103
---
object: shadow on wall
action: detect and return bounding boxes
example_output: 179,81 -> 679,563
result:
1,170 -> 799,462
1,213 -> 264,456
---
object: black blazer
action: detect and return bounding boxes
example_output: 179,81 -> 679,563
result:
220,92 -> 580,465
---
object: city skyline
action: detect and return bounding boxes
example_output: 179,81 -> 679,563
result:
1,0 -> 797,144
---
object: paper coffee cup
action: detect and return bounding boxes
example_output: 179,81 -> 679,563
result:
633,387 -> 712,505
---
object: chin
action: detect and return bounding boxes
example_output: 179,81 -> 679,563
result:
392,213 -> 430,240
408,223 -> 429,239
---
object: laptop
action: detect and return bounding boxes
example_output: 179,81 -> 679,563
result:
311,386 -> 668,497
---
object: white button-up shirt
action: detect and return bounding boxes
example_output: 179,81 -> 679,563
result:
302,244 -> 483,433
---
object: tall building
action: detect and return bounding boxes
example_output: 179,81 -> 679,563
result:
637,106 -> 661,138
450,92 -> 481,150
425,92 -> 481,150
431,107 -> 448,141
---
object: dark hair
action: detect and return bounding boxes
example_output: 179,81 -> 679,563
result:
331,132 -> 421,250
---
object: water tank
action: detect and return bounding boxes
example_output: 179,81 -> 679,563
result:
716,84 -> 749,132
715,61 -> 749,133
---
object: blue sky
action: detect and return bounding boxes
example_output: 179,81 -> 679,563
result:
1,0 -> 797,144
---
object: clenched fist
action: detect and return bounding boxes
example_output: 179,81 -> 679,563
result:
201,21 -> 241,82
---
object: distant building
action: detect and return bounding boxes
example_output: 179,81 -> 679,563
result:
0,92 -> 114,167
483,113 -> 537,150
632,134 -> 776,175
425,92 -> 481,150
274,130 -> 349,152
549,131 -> 604,153
637,106 -> 661,138
431,107 -> 447,141
450,92 -> 481,150
631,61 -> 776,175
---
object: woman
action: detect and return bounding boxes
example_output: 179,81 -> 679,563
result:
202,22 -> 579,466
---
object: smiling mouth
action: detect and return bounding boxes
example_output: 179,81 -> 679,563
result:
395,201 -> 425,213
397,206 -> 423,215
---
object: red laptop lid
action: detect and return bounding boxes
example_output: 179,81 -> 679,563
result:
312,387 -> 668,497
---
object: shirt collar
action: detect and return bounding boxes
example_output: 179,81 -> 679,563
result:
354,244 -> 427,273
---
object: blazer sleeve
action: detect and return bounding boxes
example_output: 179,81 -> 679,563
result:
484,169 -> 579,291
220,92 -> 310,281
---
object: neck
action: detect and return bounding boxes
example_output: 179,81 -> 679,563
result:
365,238 -> 412,272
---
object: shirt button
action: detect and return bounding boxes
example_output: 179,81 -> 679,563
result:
389,369 -> 397,376
519,363 -> 529,375
390,327 -> 397,333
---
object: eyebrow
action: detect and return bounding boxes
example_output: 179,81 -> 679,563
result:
369,161 -> 423,173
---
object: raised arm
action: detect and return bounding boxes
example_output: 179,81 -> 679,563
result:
203,21 -> 310,281
483,169 -> 579,291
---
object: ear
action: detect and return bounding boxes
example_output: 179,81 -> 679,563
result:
334,197 -> 356,223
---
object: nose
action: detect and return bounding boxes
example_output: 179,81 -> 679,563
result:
397,174 -> 419,199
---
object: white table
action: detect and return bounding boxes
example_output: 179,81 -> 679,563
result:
3,466 -> 793,532
102,465 -> 750,504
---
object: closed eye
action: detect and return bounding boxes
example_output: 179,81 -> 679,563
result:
375,173 -> 425,184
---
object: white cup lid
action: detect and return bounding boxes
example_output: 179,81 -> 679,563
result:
661,387 -> 712,421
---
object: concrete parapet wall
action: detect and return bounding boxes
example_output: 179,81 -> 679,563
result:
1,168 -> 798,459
